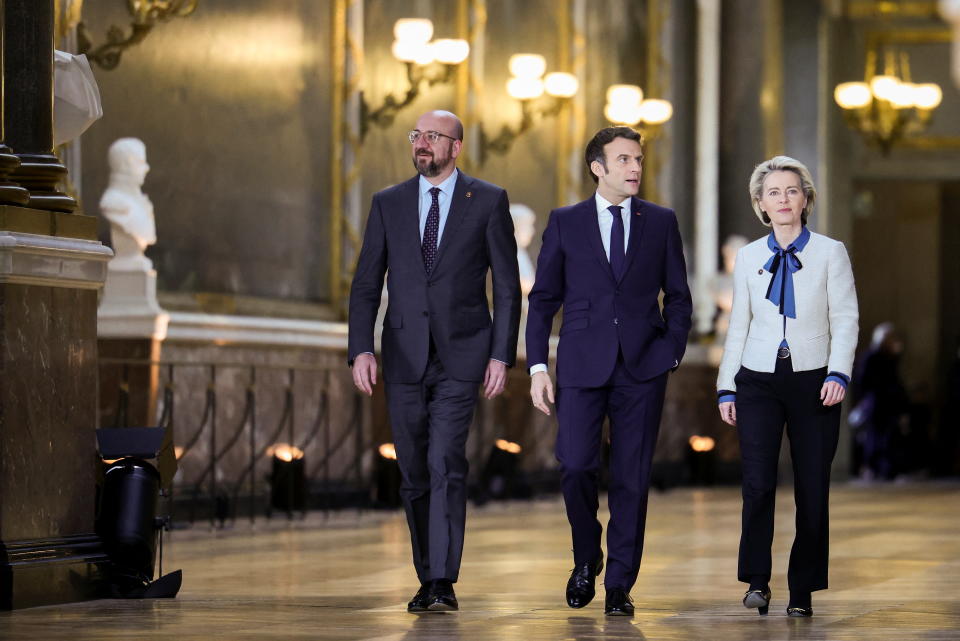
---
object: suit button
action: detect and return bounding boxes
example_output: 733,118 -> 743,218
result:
614,318 -> 619,325
422,311 -> 429,317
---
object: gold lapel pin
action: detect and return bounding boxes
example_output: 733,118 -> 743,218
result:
466,191 -> 472,198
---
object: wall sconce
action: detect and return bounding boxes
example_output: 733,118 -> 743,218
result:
479,54 -> 579,163
604,84 -> 673,135
834,46 -> 943,154
361,19 -> 470,139
78,0 -> 199,71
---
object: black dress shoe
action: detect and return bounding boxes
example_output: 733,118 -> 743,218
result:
742,586 -> 772,615
566,555 -> 604,608
787,606 -> 813,617
604,588 -> 634,616
426,579 -> 458,611
787,591 -> 812,617
407,584 -> 431,613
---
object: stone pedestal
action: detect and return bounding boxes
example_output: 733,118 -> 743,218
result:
98,268 -> 169,339
98,268 -> 169,429
0,229 -> 112,609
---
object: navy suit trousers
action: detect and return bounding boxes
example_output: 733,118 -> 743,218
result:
555,353 -> 667,591
385,348 -> 477,584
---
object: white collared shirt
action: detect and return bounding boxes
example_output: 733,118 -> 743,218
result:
595,192 -> 632,260
418,169 -> 459,243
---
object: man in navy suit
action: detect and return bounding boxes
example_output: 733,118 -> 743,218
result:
526,126 -> 692,616
348,110 -> 521,613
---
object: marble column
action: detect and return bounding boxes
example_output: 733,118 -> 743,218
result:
3,0 -> 76,213
0,233 -> 113,609
457,0 -> 485,172
329,0 -> 363,314
694,0 -> 721,336
0,0 -> 114,610
941,0 -> 960,88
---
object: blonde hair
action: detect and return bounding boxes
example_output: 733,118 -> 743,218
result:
748,155 -> 817,226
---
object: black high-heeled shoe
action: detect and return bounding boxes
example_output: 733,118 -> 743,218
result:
742,587 -> 772,615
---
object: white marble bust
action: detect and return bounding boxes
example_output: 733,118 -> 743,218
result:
710,234 -> 749,339
510,203 -> 537,298
100,138 -> 156,272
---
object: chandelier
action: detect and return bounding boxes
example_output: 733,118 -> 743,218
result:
834,46 -> 943,154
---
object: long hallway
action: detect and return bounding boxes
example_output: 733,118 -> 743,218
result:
1,483 -> 958,640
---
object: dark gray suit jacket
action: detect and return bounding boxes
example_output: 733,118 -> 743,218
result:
347,171 -> 521,384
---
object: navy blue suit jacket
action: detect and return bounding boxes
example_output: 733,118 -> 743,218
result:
525,196 -> 692,387
348,172 -> 521,384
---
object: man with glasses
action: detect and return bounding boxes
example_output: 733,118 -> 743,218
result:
348,110 -> 521,612
526,127 -> 692,616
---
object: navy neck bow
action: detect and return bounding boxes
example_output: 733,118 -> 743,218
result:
763,226 -> 810,318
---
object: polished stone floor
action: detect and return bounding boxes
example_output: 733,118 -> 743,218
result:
1,483 -> 958,640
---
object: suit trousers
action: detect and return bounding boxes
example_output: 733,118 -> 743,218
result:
735,356 -> 840,593
555,352 -> 667,591
385,347 -> 478,584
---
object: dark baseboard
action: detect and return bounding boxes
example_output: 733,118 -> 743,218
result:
0,533 -> 110,610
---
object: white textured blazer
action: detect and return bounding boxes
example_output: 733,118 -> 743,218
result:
716,230 -> 859,392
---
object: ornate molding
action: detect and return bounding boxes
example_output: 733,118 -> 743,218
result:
0,231 -> 112,289
164,312 -> 349,348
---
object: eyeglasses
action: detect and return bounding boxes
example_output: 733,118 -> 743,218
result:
408,130 -> 458,144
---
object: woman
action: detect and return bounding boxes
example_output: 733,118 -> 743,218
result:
716,156 -> 858,617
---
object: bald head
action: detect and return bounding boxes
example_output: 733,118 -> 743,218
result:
416,110 -> 463,141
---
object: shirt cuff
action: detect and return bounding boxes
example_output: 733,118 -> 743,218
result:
717,389 -> 736,404
490,358 -> 508,366
824,371 -> 849,388
529,363 -> 548,376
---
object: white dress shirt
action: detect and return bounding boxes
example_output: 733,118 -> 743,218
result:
418,169 -> 458,243
594,193 -> 632,260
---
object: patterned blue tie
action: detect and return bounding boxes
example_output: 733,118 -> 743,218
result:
422,187 -> 441,274
609,205 -> 625,279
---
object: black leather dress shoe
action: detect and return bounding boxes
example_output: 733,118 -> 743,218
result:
565,555 -> 604,608
426,579 -> 459,611
604,588 -> 634,616
787,606 -> 813,617
407,584 -> 431,613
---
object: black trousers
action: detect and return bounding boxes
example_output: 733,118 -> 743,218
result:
385,349 -> 478,584
735,356 -> 840,593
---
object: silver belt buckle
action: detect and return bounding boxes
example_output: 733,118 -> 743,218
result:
777,346 -> 791,359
